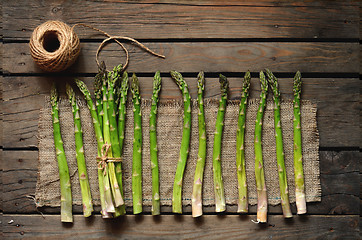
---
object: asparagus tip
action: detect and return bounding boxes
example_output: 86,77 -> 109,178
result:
65,83 -> 74,99
293,71 -> 302,94
259,71 -> 268,92
50,82 -> 58,106
243,71 -> 251,90
170,70 -> 184,88
131,73 -> 140,94
244,70 -> 251,80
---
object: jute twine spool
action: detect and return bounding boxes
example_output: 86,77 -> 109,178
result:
29,21 -> 80,72
29,20 -> 165,73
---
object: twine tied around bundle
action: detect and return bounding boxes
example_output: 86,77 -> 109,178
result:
96,144 -> 123,175
29,20 -> 165,72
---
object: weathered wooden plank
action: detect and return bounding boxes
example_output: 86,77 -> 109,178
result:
2,76 -> 360,148
0,41 -> 3,73
0,76 -> 3,147
0,150 -> 3,212
2,214 -> 359,239
3,0 -> 359,40
3,42 -> 359,74
3,150 -> 359,215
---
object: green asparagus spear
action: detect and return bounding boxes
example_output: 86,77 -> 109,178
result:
236,71 -> 251,213
265,69 -> 292,218
102,73 -> 124,209
192,71 -> 207,217
116,71 -> 129,215
212,74 -> 228,213
50,83 -> 73,223
170,71 -> 192,214
149,71 -> 162,215
254,71 -> 268,223
293,71 -> 306,215
94,61 -> 106,131
75,78 -> 111,218
107,65 -> 126,216
66,83 -> 93,217
130,73 -> 143,214
118,71 -> 129,154
117,71 -> 129,216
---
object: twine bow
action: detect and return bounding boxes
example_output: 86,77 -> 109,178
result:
96,143 -> 122,175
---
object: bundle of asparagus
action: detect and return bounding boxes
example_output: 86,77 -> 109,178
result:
75,63 -> 128,218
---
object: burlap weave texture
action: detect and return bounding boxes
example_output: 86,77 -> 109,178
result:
36,97 -> 320,207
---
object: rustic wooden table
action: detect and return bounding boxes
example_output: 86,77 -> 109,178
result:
1,1 -> 360,239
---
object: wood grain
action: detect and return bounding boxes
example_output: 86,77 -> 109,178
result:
3,150 -> 359,215
3,0 -> 359,40
2,214 -> 359,239
2,42 -> 359,74
2,76 -> 360,148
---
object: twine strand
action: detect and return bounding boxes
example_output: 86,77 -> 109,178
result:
29,21 -> 165,72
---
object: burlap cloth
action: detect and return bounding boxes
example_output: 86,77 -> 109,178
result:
36,96 -> 320,207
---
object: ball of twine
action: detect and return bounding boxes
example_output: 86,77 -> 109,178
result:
29,20 -> 80,72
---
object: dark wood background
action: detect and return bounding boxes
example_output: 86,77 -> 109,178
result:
1,0 -> 360,239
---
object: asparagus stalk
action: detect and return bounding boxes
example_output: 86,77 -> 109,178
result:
212,74 -> 228,213
130,73 -> 143,214
118,71 -> 129,154
293,71 -> 306,214
75,78 -> 111,218
236,71 -> 251,213
102,72 -> 124,209
107,65 -> 126,216
149,71 -> 162,215
192,71 -> 207,217
50,83 -> 73,223
116,70 -> 129,216
265,69 -> 292,218
254,71 -> 268,223
94,61 -> 106,131
170,70 -> 191,214
66,83 -> 93,217
117,71 -> 129,215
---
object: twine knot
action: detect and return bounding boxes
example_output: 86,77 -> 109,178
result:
97,143 -> 122,175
